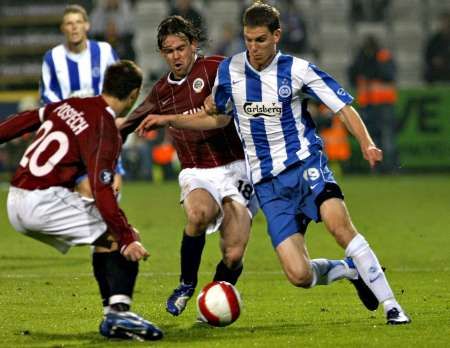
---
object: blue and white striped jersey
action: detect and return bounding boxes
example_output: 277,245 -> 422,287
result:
213,51 -> 353,184
40,40 -> 118,105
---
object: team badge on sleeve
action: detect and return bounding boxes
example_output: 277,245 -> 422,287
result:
99,169 -> 114,185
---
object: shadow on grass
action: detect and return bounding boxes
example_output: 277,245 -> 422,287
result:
16,319 -> 360,346
15,322 -> 305,345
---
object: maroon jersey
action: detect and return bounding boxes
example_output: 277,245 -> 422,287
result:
0,96 -> 137,247
121,56 -> 244,169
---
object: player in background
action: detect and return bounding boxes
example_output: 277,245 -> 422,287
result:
137,2 -> 411,325
120,16 -> 257,317
0,60 -> 163,341
40,4 -> 124,198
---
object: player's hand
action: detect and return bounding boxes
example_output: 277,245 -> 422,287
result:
362,145 -> 383,168
204,95 -> 217,115
136,115 -> 171,136
121,241 -> 149,262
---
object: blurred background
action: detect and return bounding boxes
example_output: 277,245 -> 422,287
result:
0,0 -> 449,182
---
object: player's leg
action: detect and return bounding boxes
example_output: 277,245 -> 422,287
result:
166,187 -> 220,316
275,233 -> 314,287
214,198 -> 251,284
275,231 -> 356,287
182,188 -> 220,284
320,197 -> 411,324
6,186 -> 163,339
92,234 -> 137,313
93,234 -> 163,340
255,168 -> 356,288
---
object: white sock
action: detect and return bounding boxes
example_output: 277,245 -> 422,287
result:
109,294 -> 132,311
345,234 -> 399,312
310,258 -> 357,287
103,306 -> 110,315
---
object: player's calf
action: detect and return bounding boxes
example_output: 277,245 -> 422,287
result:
213,260 -> 243,285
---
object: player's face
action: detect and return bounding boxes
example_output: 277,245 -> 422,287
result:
61,12 -> 89,47
160,34 -> 197,79
244,26 -> 281,70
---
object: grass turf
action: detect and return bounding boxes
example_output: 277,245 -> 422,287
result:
0,175 -> 449,347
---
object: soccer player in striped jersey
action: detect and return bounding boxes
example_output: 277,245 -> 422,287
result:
40,4 -> 118,103
137,2 -> 411,325
40,4 -> 123,199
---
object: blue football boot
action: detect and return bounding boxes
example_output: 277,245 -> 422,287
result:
99,311 -> 163,341
166,282 -> 195,316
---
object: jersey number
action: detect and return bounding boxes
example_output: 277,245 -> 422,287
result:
19,120 -> 69,177
237,180 -> 253,200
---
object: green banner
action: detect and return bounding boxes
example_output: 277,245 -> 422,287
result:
347,86 -> 450,172
395,87 -> 450,170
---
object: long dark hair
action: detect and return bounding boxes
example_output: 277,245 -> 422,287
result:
157,15 -> 203,49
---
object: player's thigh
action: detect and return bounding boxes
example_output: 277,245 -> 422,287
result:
8,186 -> 106,253
320,197 -> 357,248
219,198 -> 251,254
183,188 -> 220,223
74,176 -> 93,198
275,233 -> 312,285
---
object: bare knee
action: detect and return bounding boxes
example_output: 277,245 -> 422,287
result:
186,207 -> 212,235
222,246 -> 245,269
285,266 -> 313,288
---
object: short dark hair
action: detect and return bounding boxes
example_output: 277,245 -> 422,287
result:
63,4 -> 88,22
243,1 -> 280,33
157,15 -> 201,49
102,60 -> 143,100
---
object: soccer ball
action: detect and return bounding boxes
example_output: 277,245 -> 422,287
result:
197,281 -> 242,327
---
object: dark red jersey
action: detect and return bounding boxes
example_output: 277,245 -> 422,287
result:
0,96 -> 137,247
121,55 -> 244,169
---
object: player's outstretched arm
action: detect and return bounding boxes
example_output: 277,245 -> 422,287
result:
136,110 -> 230,136
337,105 -> 383,168
0,109 -> 42,144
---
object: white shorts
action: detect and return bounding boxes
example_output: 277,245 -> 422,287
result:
178,160 -> 258,234
7,186 -> 107,254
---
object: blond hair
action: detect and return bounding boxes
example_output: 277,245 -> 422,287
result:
62,4 -> 88,22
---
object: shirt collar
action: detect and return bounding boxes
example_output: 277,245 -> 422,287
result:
244,51 -> 281,74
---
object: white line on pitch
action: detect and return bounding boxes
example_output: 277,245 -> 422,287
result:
0,268 -> 448,279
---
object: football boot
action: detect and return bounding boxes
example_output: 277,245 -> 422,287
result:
99,311 -> 163,341
386,307 -> 411,325
166,282 -> 195,316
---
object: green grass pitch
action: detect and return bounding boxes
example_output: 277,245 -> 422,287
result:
0,175 -> 449,347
